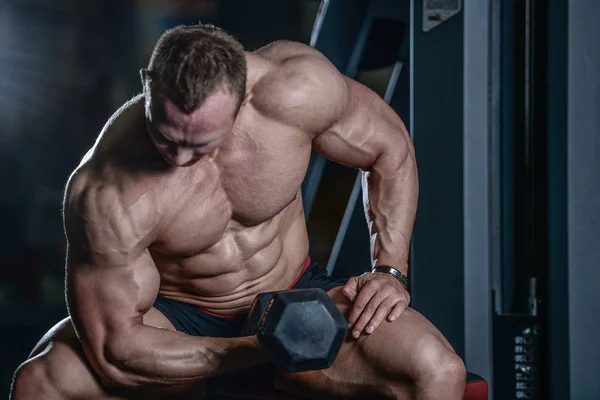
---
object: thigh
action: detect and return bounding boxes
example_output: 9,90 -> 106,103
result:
274,287 -> 456,399
14,309 -> 206,400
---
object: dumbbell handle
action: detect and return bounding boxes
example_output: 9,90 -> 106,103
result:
242,291 -> 277,337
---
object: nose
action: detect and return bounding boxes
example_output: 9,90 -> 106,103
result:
168,148 -> 195,166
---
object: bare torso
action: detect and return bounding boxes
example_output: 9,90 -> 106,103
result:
73,44 -> 318,315
10,39 -> 429,397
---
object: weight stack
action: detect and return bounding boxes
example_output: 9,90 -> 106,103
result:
493,314 -> 544,399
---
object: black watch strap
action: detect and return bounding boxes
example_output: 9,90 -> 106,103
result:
371,266 -> 409,290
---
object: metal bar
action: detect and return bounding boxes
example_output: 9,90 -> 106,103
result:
463,0 -> 493,391
489,0 -> 503,315
302,0 -> 331,219
309,0 -> 330,47
301,154 -> 327,219
325,173 -> 363,275
546,0 -> 568,397
345,12 -> 372,76
500,0 -> 516,314
383,61 -> 403,103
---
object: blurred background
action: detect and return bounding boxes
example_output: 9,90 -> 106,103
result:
0,0 -> 598,399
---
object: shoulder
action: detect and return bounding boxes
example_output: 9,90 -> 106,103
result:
65,94 -> 152,221
66,94 -> 159,219
254,40 -> 325,62
251,41 -> 350,133
63,164 -> 159,253
254,41 -> 345,91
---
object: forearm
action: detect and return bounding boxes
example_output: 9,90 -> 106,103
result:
363,141 -> 418,276
96,324 -> 268,387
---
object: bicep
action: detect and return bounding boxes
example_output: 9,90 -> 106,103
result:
312,78 -> 412,170
66,250 -> 160,357
63,182 -> 159,364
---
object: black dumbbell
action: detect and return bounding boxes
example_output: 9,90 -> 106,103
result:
242,288 -> 348,373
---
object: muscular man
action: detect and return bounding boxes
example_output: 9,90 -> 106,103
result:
11,25 -> 466,400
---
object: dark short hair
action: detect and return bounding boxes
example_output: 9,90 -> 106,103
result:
146,24 -> 247,114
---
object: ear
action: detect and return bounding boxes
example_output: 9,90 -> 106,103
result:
140,69 -> 148,89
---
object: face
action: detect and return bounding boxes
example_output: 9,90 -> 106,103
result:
144,88 -> 239,167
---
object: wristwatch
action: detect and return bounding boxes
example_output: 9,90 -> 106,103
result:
371,266 -> 409,291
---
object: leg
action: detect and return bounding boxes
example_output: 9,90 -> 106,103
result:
10,309 -> 206,400
274,287 -> 466,400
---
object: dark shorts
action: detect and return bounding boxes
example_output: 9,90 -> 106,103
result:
152,257 -> 348,390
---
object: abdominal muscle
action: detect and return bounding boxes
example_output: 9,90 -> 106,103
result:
153,199 -> 310,316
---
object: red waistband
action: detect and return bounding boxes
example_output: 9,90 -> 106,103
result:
196,255 -> 312,319
287,255 -> 312,290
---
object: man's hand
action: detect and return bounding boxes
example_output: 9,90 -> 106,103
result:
342,271 -> 410,339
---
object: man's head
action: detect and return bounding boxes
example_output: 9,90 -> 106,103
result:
141,24 -> 247,167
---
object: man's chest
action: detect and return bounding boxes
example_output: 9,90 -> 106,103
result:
151,119 -> 312,256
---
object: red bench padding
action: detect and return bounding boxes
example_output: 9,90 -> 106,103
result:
464,373 -> 488,400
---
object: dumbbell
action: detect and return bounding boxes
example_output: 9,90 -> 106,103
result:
242,288 -> 348,373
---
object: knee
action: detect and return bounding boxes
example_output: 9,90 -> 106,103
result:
11,358 -> 53,399
417,341 -> 466,390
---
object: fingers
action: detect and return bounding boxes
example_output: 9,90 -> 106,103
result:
346,281 -> 375,327
344,274 -> 411,338
388,297 -> 409,322
365,297 -> 399,334
348,288 -> 386,338
341,277 -> 359,301
348,293 -> 410,337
